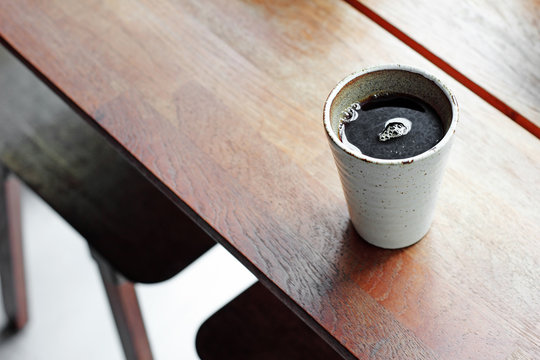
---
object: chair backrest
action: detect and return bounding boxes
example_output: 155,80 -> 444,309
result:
0,47 -> 215,283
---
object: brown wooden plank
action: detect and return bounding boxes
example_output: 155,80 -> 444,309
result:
1,0 -> 539,359
345,0 -> 540,136
0,48 -> 215,283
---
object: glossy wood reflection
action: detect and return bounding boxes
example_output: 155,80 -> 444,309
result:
0,0 -> 538,358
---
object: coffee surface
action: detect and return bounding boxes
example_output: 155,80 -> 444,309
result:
339,93 -> 444,159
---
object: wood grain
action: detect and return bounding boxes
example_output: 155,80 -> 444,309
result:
346,0 -> 540,135
1,0 -> 538,358
0,47 -> 215,283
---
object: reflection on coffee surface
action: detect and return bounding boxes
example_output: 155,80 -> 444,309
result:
338,93 -> 444,159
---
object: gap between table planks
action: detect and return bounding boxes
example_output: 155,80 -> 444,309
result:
344,0 -> 540,138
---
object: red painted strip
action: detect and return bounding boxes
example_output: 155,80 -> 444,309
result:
344,0 -> 540,139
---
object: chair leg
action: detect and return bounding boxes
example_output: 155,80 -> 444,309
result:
91,250 -> 153,360
0,167 -> 28,330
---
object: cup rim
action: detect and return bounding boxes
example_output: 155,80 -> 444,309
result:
323,64 -> 459,164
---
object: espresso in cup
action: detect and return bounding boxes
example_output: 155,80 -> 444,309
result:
339,93 -> 444,160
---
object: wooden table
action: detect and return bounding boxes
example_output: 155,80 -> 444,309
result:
1,0 -> 539,358
346,0 -> 540,134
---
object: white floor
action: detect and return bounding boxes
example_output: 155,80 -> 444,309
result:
0,185 -> 256,359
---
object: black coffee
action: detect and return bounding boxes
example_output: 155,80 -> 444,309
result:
339,93 -> 444,159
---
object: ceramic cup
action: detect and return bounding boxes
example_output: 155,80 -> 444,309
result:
324,65 -> 458,249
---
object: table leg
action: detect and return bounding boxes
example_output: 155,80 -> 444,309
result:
91,250 -> 153,360
0,166 -> 28,330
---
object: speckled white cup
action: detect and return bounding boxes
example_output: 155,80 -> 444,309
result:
324,65 -> 458,249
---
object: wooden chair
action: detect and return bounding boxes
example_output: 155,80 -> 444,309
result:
196,282 -> 342,360
0,48 -> 215,359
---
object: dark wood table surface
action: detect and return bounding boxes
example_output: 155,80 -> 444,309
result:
347,0 -> 540,135
1,0 -> 539,358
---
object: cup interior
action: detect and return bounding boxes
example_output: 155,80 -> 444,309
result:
325,66 -> 457,161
